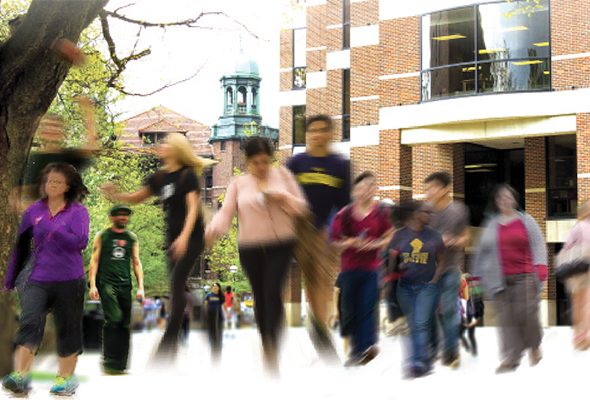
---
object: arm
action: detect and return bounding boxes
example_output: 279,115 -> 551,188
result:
206,180 -> 238,243
429,253 -> 445,284
330,210 -> 359,252
273,167 -> 308,216
101,184 -> 152,206
448,227 -> 471,250
132,240 -> 145,305
333,288 -> 340,319
3,210 -> 34,291
88,233 -> 102,300
35,207 -> 90,251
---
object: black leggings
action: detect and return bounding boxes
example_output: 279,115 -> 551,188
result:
239,241 -> 294,352
157,237 -> 203,355
460,317 -> 477,355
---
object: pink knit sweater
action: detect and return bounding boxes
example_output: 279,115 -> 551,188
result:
206,166 -> 308,246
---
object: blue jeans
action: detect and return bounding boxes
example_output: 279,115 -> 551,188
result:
397,281 -> 441,371
436,270 -> 461,360
339,271 -> 379,357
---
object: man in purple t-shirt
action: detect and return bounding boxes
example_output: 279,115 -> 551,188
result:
331,172 -> 393,367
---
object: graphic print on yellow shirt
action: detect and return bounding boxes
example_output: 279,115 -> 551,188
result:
401,238 -> 430,265
389,226 -> 445,285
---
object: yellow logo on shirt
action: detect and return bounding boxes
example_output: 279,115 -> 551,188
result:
296,172 -> 343,188
401,239 -> 429,264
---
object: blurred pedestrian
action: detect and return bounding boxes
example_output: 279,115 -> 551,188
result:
472,184 -> 547,374
287,115 -> 350,362
389,201 -> 445,378
331,172 -> 393,367
2,163 -> 90,396
558,200 -> 590,350
11,97 -> 98,215
101,132 -> 211,362
460,274 -> 483,356
385,201 -> 418,337
88,204 -> 145,375
205,136 -> 307,375
425,172 -> 470,369
225,286 -> 237,330
204,283 -> 227,361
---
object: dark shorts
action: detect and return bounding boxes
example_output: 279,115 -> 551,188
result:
15,279 -> 85,357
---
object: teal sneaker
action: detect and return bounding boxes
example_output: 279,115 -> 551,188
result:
2,372 -> 31,394
49,375 -> 79,396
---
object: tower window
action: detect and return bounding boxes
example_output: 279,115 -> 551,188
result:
220,141 -> 226,152
342,69 -> 350,141
293,28 -> 306,89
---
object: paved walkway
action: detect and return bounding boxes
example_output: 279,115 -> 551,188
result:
4,326 -> 589,399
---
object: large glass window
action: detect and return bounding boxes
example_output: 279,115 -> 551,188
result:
547,135 -> 577,218
293,28 -> 306,89
343,0 -> 350,49
342,69 -> 350,141
421,1 -> 550,101
293,105 -> 306,146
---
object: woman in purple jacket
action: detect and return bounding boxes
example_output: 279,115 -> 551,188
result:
2,162 -> 90,396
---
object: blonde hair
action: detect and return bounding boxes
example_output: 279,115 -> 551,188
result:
165,132 -> 204,176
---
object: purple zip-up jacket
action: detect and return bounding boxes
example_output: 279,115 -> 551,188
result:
4,200 -> 89,290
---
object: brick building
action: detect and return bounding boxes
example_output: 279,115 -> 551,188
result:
279,0 -> 590,326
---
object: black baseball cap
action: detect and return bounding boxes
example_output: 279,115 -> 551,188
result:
110,204 -> 132,216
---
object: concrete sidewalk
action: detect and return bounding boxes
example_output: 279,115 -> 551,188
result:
3,327 -> 589,399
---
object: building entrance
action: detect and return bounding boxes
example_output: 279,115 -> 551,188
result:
464,143 -> 525,227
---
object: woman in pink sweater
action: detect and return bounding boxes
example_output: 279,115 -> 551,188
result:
205,137 -> 307,375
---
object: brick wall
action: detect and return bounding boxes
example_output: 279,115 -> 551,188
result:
411,144 -> 454,198
551,0 -> 590,91
524,137 -> 549,300
210,140 -> 246,206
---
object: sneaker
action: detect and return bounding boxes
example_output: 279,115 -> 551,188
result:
495,360 -> 520,374
359,345 -> 379,366
2,372 -> 31,394
343,356 -> 362,368
450,357 -> 460,370
529,348 -> 542,366
50,375 -> 79,396
102,367 -> 126,376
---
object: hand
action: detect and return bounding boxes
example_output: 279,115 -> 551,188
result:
204,227 -> 216,249
427,279 -> 439,285
469,321 -> 477,328
89,286 -> 100,301
443,233 -> 457,248
342,237 -> 360,249
169,235 -> 188,260
136,289 -> 145,306
100,182 -> 117,199
35,216 -> 43,226
263,190 -> 285,206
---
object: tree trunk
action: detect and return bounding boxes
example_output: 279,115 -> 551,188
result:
0,0 -> 108,377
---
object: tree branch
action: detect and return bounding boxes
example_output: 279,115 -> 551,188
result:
104,10 -> 267,41
116,62 -> 206,97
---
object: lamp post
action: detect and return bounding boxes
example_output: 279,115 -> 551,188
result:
229,265 -> 238,282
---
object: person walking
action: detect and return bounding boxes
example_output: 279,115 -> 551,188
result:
287,115 -> 351,361
472,184 -> 547,374
204,283 -> 227,361
205,136 -> 308,375
424,172 -> 470,369
330,172 -> 393,367
225,286 -> 237,330
88,204 -> 145,375
2,162 -> 90,396
460,273 -> 483,356
558,200 -> 590,350
101,132 -> 208,362
388,201 -> 445,379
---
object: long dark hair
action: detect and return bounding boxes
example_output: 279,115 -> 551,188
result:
211,282 -> 222,295
485,183 -> 522,217
37,162 -> 89,204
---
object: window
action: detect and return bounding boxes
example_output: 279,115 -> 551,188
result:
293,105 -> 306,146
547,135 -> 577,218
204,172 -> 213,189
421,1 -> 550,101
293,28 -> 306,89
141,132 -> 169,147
343,0 -> 350,49
342,69 -> 350,141
220,141 -> 226,152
